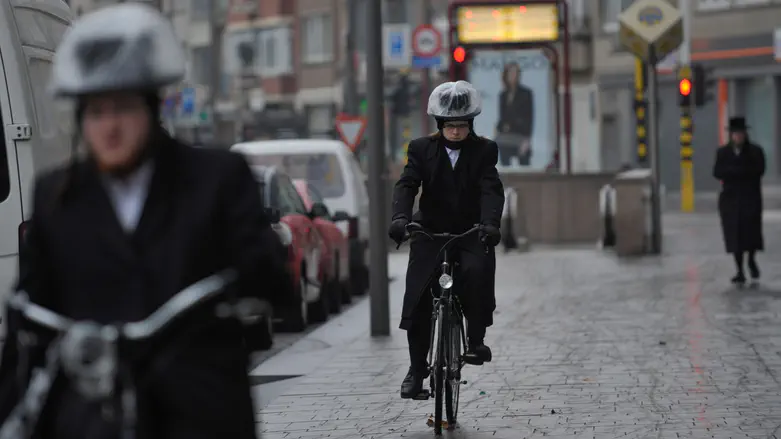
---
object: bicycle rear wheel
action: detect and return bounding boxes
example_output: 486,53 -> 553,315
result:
445,310 -> 464,428
433,304 -> 447,435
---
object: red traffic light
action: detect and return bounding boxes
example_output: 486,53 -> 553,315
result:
453,46 -> 466,63
679,78 -> 692,96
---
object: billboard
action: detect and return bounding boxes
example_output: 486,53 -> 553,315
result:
468,49 -> 553,170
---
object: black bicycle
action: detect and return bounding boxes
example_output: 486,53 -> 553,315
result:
399,222 -> 486,435
0,269 -> 266,439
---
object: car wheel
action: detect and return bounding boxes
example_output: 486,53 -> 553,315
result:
308,275 -> 329,323
283,277 -> 308,333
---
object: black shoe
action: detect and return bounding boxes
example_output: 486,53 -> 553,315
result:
400,368 -> 429,399
731,272 -> 746,285
463,343 -> 492,366
748,260 -> 760,280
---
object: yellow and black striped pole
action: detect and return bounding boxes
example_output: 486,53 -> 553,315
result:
678,65 -> 694,212
634,58 -> 648,165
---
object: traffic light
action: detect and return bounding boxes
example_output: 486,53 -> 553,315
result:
451,46 -> 469,80
692,64 -> 708,107
391,74 -> 410,116
678,78 -> 691,107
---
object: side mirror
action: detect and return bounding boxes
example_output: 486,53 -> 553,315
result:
310,202 -> 330,219
264,207 -> 281,223
331,210 -> 350,222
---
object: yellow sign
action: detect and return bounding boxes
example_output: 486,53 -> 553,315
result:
456,4 -> 559,44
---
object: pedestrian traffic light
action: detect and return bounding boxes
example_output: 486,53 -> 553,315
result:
451,46 -> 469,81
678,78 -> 691,107
453,46 -> 466,63
692,64 -> 708,107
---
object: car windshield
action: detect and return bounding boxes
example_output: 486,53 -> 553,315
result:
247,153 -> 345,198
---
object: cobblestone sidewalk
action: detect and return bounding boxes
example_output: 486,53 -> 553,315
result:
258,213 -> 781,439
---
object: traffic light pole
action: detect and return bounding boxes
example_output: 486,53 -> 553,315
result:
679,0 -> 694,212
678,66 -> 694,213
634,58 -> 648,166
366,0 -> 390,336
646,55 -> 663,255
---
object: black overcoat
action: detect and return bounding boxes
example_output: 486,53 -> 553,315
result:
713,142 -> 766,253
0,133 -> 288,438
392,134 -> 505,330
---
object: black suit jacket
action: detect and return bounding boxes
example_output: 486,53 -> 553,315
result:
0,133 -> 285,438
392,134 -> 505,233
496,86 -> 534,138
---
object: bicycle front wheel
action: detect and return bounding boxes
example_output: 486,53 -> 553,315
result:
445,311 -> 463,428
433,304 -> 447,435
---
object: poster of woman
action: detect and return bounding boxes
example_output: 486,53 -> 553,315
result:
468,49 -> 553,170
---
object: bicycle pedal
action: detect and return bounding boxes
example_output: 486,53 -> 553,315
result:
412,390 -> 430,400
461,380 -> 467,385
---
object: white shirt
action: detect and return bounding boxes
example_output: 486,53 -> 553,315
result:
445,147 -> 460,168
102,161 -> 154,232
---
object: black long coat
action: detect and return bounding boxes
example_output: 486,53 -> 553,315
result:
392,134 -> 505,330
0,133 -> 287,438
713,141 -> 766,253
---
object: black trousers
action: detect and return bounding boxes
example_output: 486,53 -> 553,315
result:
406,285 -> 486,374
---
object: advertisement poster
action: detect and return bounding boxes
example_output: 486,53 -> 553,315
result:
468,49 -> 553,170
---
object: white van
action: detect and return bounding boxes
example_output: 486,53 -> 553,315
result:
230,139 -> 370,296
0,0 -> 73,326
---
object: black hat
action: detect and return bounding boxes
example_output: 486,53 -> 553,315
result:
728,117 -> 749,132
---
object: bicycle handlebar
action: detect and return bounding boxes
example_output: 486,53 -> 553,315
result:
9,269 -> 238,339
396,223 -> 489,254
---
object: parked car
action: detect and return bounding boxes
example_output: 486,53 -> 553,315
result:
231,139 -> 371,298
251,165 -> 330,332
292,179 -> 351,312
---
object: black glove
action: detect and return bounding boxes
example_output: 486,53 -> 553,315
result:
479,224 -> 501,248
388,218 -> 409,244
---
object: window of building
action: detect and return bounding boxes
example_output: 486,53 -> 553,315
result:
190,0 -> 210,20
302,14 -> 334,64
599,0 -> 634,33
696,0 -> 771,11
191,46 -> 211,86
258,26 -> 293,76
383,0 -> 408,24
0,102 -> 8,203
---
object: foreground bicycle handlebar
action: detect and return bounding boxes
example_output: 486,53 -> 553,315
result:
0,269 -> 263,439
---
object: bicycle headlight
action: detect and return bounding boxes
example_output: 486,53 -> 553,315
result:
438,273 -> 454,289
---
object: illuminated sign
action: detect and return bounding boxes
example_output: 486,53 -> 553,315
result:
456,4 -> 559,44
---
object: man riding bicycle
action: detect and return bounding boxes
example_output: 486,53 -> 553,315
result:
388,81 -> 505,399
0,4 -> 287,438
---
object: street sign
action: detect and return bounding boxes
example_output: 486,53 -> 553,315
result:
181,87 -> 195,116
383,24 -> 411,68
455,3 -> 559,45
618,0 -> 683,63
412,25 -> 442,69
412,25 -> 441,57
335,113 -> 367,152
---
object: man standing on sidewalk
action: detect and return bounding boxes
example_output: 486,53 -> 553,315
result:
713,117 -> 766,285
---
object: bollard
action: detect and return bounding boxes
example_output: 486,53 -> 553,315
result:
598,184 -> 617,249
501,187 -> 518,252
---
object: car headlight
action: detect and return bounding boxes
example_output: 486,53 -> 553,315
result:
438,273 -> 453,290
272,222 -> 293,246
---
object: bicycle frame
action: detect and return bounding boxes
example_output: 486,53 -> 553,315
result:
403,222 -> 480,435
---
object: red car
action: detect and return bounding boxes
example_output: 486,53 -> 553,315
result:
293,179 -> 352,311
251,165 -> 331,332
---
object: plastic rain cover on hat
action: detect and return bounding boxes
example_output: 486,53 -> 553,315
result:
50,2 -> 185,98
426,80 -> 482,120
